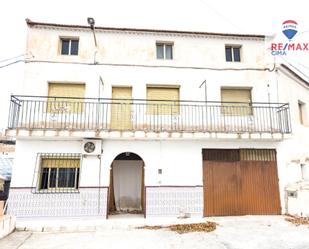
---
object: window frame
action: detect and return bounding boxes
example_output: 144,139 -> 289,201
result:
59,37 -> 79,56
156,42 -> 174,60
46,82 -> 86,113
225,45 -> 242,62
146,85 -> 180,115
298,100 -> 307,125
220,87 -> 253,116
35,153 -> 82,193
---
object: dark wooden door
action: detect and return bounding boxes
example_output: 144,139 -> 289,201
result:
203,149 -> 281,216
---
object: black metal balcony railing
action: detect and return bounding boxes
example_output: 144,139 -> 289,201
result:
8,95 -> 291,134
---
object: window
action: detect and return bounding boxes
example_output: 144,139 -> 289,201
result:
221,88 -> 252,115
225,45 -> 241,62
38,154 -> 81,192
156,42 -> 173,60
146,86 -> 179,115
298,101 -> 306,125
60,38 -> 79,55
47,83 -> 85,113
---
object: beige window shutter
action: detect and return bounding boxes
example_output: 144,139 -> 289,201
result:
47,83 -> 85,113
110,87 -> 132,130
112,87 -> 132,101
146,87 -> 180,115
221,88 -> 251,103
41,158 -> 80,168
221,88 -> 252,115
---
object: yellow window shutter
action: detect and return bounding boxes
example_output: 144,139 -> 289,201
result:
112,87 -> 132,100
110,87 -> 132,130
47,83 -> 85,113
146,87 -> 180,115
221,88 -> 252,115
41,158 -> 80,168
221,88 -> 251,103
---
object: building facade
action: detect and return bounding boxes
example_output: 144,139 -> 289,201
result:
5,19 -> 309,218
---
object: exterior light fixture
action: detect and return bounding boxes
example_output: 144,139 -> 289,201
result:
87,17 -> 97,48
87,17 -> 95,28
87,17 -> 98,64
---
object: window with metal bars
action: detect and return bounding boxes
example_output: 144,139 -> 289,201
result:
35,153 -> 81,193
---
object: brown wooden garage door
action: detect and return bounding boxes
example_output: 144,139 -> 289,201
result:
203,149 -> 281,216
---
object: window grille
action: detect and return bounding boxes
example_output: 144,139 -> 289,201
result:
202,149 -> 276,162
33,153 -> 82,193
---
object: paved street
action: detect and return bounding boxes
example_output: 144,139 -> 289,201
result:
0,215 -> 309,249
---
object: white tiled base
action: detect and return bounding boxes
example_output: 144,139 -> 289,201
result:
146,186 -> 203,217
7,188 -> 108,217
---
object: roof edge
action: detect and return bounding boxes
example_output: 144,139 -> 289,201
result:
25,18 -> 265,39
279,63 -> 309,87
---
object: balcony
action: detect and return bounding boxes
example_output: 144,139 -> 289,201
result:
7,95 -> 291,136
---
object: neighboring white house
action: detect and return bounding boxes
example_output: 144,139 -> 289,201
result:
5,19 -> 309,218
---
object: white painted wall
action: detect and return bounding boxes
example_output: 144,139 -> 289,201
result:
26,26 -> 267,68
275,68 -> 309,191
13,138 -> 283,187
13,138 -> 299,213
21,63 -> 273,103
12,139 -> 108,188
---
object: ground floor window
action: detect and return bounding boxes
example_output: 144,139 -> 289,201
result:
36,153 -> 81,192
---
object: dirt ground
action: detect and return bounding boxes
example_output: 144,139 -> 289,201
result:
1,215 -> 309,249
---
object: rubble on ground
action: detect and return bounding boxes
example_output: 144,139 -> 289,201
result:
285,214 -> 309,226
137,221 -> 217,234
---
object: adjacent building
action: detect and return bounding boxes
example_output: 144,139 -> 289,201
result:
5,19 -> 309,218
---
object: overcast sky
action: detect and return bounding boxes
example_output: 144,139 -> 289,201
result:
0,0 -> 308,130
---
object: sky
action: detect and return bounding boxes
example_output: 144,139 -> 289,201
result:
0,0 -> 309,131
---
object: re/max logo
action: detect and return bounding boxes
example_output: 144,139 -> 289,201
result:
271,43 -> 309,55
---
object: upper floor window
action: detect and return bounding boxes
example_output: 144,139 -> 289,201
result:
60,38 -> 79,55
225,45 -> 241,62
146,85 -> 179,115
221,87 -> 252,115
47,82 -> 85,113
298,100 -> 307,125
156,42 -> 173,60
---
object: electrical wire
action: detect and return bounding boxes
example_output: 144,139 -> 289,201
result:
0,53 -> 34,69
0,54 -> 27,64
281,56 -> 309,72
0,60 -> 25,69
198,0 -> 244,33
24,59 -> 275,72
278,55 -> 309,80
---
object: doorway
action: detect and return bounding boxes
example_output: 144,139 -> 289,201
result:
203,149 -> 281,216
110,87 -> 132,130
108,152 -> 145,216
